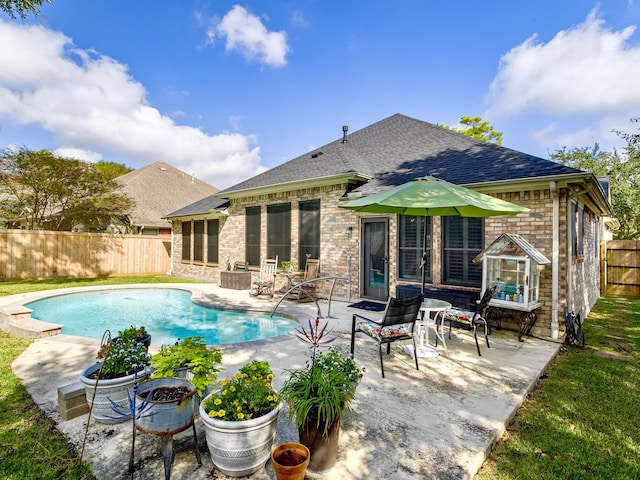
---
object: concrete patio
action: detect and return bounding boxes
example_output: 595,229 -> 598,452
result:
5,283 -> 561,480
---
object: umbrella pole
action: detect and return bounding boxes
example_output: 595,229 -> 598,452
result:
420,216 -> 428,295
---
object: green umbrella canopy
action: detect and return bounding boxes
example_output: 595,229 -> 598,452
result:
339,176 -> 529,217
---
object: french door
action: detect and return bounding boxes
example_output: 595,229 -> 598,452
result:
361,218 -> 389,300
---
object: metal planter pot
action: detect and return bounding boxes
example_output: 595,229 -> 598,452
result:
199,394 -> 282,477
80,362 -> 148,424
135,377 -> 196,436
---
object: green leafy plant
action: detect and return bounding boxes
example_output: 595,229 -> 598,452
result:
279,317 -> 362,434
281,260 -> 296,271
96,338 -> 151,379
150,336 -> 222,396
201,360 -> 279,421
114,325 -> 148,343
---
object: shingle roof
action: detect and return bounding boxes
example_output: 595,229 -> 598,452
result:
164,195 -> 229,218
219,113 -> 582,196
116,162 -> 219,228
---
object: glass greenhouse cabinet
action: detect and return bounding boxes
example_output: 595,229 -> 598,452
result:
474,233 -> 550,312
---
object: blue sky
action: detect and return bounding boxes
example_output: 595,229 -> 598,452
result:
1,1 -> 640,189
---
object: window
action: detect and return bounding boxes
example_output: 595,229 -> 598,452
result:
267,203 -> 291,263
571,201 -> 584,257
181,221 -> 191,261
193,220 -> 204,262
442,217 -> 483,286
245,206 -> 261,267
298,200 -> 320,268
207,219 -> 219,264
398,216 -> 432,282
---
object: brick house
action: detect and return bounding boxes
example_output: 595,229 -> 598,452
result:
164,114 -> 613,339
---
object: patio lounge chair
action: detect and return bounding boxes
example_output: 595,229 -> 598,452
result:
250,257 -> 278,298
350,294 -> 424,378
289,258 -> 320,303
443,285 -> 496,356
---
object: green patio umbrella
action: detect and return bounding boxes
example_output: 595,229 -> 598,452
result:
339,176 -> 529,293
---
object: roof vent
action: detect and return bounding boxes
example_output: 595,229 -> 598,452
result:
311,151 -> 323,159
342,125 -> 348,143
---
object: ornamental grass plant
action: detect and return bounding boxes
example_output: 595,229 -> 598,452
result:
201,360 -> 279,421
279,317 -> 362,434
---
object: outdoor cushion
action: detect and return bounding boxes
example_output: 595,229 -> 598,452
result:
357,320 -> 409,339
444,308 -> 474,325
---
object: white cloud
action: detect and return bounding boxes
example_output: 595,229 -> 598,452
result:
208,5 -> 289,67
485,9 -> 640,118
53,147 -> 103,163
0,19 -> 265,189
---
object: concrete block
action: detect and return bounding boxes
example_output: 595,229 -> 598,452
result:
58,381 -> 89,421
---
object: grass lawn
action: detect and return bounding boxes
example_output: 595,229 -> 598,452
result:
0,277 -> 638,479
476,296 -> 640,479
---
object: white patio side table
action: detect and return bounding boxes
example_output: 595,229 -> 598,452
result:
416,298 -> 451,357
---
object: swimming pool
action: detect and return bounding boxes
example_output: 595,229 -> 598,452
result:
25,288 -> 298,346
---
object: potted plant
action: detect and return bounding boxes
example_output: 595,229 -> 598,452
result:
279,317 -> 362,473
199,360 -> 282,477
80,336 -> 151,424
113,324 -> 151,349
149,336 -> 222,397
281,260 -> 296,272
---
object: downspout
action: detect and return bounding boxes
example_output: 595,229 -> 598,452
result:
565,183 -> 593,315
167,223 -> 174,276
550,181 -> 559,339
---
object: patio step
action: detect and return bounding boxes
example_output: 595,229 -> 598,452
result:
0,306 -> 62,339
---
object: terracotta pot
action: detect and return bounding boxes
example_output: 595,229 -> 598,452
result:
271,442 -> 310,480
298,414 -> 341,473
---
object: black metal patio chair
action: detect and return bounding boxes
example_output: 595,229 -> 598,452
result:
443,285 -> 496,356
350,294 -> 424,378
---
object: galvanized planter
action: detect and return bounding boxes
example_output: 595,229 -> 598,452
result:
199,395 -> 282,477
80,362 -> 148,424
135,377 -> 196,436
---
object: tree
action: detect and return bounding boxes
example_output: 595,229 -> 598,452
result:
550,118 -> 640,240
94,161 -> 133,180
0,0 -> 51,19
0,148 -> 134,231
442,116 -> 503,145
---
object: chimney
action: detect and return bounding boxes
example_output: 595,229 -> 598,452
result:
342,125 -> 348,143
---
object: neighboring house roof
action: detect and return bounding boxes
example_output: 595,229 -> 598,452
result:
217,113 -> 585,197
164,195 -> 229,219
117,162 -> 219,229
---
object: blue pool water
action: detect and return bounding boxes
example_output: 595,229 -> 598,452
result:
25,288 -> 297,346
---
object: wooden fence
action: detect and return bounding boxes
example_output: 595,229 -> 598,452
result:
603,240 -> 640,297
0,229 -> 171,280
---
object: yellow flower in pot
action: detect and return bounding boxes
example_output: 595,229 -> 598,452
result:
199,360 -> 282,477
